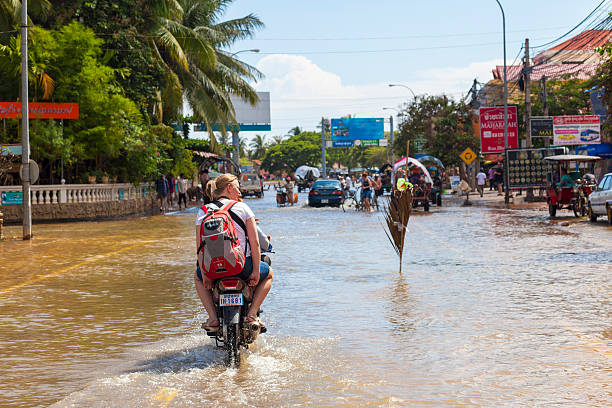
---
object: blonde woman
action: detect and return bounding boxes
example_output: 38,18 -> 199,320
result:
195,174 -> 273,331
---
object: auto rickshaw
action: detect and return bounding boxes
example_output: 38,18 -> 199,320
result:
543,154 -> 601,217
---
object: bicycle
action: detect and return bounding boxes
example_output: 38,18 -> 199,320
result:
341,188 -> 363,212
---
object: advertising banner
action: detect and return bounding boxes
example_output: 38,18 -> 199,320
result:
479,106 -> 519,153
553,115 -> 600,145
1,191 -> 23,205
530,117 -> 553,138
506,147 -> 566,189
331,118 -> 384,141
1,144 -> 22,156
0,102 -> 79,119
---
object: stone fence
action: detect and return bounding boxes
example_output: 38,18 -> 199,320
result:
0,183 -> 157,223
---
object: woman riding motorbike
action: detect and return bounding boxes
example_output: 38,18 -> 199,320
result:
195,174 -> 273,331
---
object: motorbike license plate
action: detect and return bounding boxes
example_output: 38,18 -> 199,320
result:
321,199 -> 329,203
219,293 -> 243,307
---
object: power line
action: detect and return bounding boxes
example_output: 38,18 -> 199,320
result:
250,26 -> 571,41
531,0 -> 610,49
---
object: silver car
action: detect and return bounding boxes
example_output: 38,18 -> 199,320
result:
588,172 -> 612,224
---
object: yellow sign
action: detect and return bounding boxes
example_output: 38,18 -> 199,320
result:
460,147 -> 477,165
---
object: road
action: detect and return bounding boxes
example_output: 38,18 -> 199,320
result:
0,192 -> 610,407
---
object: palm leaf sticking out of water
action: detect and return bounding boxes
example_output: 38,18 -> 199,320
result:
382,188 -> 413,273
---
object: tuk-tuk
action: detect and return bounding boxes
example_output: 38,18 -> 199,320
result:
393,157 -> 433,211
543,154 -> 601,217
416,155 -> 445,206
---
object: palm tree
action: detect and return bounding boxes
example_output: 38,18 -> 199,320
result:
238,136 -> 249,158
249,134 -> 267,159
271,135 -> 285,145
145,0 -> 263,152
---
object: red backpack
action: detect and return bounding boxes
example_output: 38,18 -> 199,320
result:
197,200 -> 247,279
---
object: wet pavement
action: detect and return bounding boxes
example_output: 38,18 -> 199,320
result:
0,192 -> 610,407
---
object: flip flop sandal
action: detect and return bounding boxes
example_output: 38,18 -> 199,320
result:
246,315 -> 265,329
201,318 -> 220,332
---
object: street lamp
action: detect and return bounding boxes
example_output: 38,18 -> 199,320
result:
388,84 -> 416,99
230,49 -> 260,56
494,0 -> 510,204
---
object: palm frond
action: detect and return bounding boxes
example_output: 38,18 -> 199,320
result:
382,188 -> 413,272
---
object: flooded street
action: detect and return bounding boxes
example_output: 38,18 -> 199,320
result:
1,193 -> 610,407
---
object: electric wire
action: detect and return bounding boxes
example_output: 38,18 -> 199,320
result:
531,0 -> 610,49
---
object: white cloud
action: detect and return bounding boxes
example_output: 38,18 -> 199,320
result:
253,54 -> 502,136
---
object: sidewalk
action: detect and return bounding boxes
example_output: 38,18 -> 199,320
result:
445,188 -> 548,210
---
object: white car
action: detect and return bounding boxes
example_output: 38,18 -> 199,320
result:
588,172 -> 612,224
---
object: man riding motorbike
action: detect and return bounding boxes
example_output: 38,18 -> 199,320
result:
195,173 -> 273,331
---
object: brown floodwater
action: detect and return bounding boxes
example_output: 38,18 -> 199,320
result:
0,193 -> 610,407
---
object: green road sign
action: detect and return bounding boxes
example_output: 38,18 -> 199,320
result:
1,191 -> 23,205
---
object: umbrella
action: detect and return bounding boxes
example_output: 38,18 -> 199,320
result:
392,157 -> 433,184
415,155 -> 445,169
295,165 -> 321,179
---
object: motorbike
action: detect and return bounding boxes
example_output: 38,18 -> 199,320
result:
205,253 -> 271,367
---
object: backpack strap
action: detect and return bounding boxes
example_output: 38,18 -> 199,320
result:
220,200 -> 250,254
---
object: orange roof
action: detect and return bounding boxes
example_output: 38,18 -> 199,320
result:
546,29 -> 612,52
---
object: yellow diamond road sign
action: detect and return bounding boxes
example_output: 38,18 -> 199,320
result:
460,148 -> 477,165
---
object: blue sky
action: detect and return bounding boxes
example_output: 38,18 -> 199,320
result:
193,0 -> 609,139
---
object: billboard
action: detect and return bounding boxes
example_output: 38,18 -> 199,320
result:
553,115 -> 600,145
507,147 -> 565,189
479,106 -> 519,153
530,117 -> 553,138
231,91 -> 271,130
330,118 -> 384,141
0,102 -> 79,119
195,92 -> 271,132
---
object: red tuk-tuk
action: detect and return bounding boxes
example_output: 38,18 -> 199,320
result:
543,154 -> 601,217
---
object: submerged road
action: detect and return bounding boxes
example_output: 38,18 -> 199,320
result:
0,193 -> 610,407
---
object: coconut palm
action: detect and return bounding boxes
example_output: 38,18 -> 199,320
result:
145,0 -> 263,152
249,134 -> 267,159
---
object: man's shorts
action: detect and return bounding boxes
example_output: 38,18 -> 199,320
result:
196,257 -> 270,283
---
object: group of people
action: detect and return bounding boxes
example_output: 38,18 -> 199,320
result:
155,173 -> 189,212
340,172 -> 383,212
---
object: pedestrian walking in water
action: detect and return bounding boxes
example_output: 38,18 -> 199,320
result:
476,170 -> 487,197
177,173 -> 188,210
155,174 -> 169,212
494,164 -> 504,196
166,174 -> 176,209
488,167 -> 495,191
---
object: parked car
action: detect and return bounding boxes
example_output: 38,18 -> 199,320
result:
588,172 -> 612,224
239,172 -> 263,198
308,179 -> 344,207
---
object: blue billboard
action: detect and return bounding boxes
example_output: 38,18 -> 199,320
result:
331,118 -> 384,141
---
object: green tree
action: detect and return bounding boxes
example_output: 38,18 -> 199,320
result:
249,134 -> 267,159
397,95 -> 477,166
261,132 -> 320,172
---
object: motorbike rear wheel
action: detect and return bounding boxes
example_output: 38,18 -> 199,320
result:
226,324 -> 241,368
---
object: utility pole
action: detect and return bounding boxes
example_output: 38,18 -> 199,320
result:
495,0 -> 510,204
321,117 -> 326,179
231,130 -> 240,172
524,38 -> 534,201
524,38 -> 532,148
21,0 -> 32,240
389,115 -> 394,163
541,76 -> 550,147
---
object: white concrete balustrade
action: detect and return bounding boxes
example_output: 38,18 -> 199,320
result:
0,183 -> 153,204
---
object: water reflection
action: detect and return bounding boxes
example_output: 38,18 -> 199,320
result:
0,193 -> 611,407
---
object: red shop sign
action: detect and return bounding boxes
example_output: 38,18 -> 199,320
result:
479,106 -> 519,153
0,102 -> 79,119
